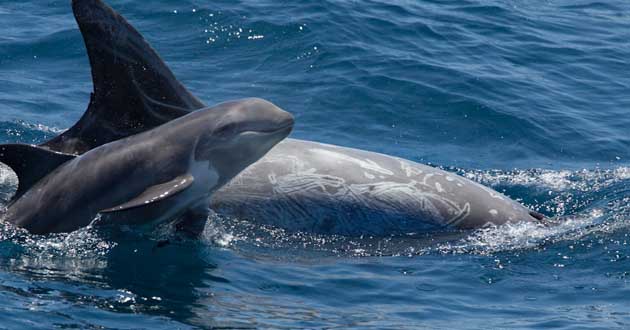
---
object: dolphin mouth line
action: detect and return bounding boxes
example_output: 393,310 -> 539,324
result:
244,122 -> 294,135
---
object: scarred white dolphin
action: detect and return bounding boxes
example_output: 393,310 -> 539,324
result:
1,99 -> 293,234
18,0 -> 542,236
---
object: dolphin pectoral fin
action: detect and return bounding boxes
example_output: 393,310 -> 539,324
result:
42,0 -> 205,154
0,144 -> 76,202
99,174 -> 194,214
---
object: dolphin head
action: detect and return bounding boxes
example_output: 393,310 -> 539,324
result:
193,98 -> 294,185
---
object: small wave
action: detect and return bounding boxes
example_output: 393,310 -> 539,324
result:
452,166 -> 630,217
560,2 -> 623,11
0,221 -> 115,257
0,120 -> 66,145
15,120 -> 66,134
426,166 -> 630,255
0,164 -> 17,201
0,221 -> 115,285
458,166 -> 630,192
434,210 -> 599,255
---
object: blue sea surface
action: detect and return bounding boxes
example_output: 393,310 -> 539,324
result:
0,0 -> 629,329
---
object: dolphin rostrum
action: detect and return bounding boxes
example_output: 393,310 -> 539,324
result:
1,99 -> 294,234
13,0 -> 542,236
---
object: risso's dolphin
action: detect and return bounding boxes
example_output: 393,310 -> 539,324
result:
22,0 -> 543,236
1,99 -> 294,234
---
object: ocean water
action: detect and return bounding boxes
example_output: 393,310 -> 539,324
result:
0,0 -> 629,329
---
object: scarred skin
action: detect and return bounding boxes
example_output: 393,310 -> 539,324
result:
211,139 -> 540,236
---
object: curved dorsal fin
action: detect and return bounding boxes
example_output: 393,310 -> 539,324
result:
43,0 -> 205,154
0,144 -> 76,201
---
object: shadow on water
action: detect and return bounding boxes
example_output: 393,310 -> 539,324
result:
0,222 -> 253,329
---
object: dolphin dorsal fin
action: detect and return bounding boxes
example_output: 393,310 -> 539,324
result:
100,174 -> 194,214
0,144 -> 76,201
43,0 -> 205,154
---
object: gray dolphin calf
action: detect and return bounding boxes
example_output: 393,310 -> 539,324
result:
1,99 -> 293,234
22,0 -> 542,235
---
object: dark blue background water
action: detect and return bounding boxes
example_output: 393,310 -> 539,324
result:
0,0 -> 629,329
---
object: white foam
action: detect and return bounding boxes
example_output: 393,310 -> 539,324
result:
461,167 -> 630,192
433,206 -> 629,255
15,120 -> 66,134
